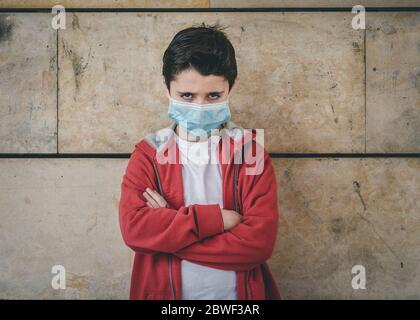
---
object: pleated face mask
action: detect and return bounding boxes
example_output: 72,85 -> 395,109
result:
167,95 -> 231,136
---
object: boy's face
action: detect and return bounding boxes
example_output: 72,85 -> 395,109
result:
165,68 -> 232,104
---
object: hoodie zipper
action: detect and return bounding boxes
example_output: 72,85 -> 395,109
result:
152,163 -> 175,300
234,164 -> 248,299
168,255 -> 175,300
233,164 -> 239,213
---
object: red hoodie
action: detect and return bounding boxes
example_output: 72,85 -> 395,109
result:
118,121 -> 280,300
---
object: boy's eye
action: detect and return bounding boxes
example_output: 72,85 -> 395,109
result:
180,93 -> 221,101
208,94 -> 221,100
181,93 -> 193,99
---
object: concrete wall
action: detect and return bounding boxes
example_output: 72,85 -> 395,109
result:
0,1 -> 419,299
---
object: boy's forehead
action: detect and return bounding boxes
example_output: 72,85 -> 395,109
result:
172,69 -> 228,91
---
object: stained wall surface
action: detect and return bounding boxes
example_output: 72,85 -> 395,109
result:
0,1 -> 419,299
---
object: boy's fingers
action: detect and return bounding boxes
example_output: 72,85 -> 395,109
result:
152,192 -> 167,208
146,188 -> 167,208
145,189 -> 160,206
143,191 -> 158,208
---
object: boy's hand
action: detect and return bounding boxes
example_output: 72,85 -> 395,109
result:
143,188 -> 168,208
221,209 -> 242,231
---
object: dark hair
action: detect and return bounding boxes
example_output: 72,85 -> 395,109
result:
162,22 -> 237,93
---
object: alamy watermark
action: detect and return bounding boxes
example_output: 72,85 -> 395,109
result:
351,264 -> 367,290
51,265 -> 66,290
51,5 -> 66,30
351,5 -> 366,30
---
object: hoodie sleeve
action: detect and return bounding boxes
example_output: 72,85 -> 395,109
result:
173,146 -> 279,271
118,141 -> 225,254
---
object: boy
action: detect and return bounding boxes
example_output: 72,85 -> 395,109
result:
119,23 -> 280,300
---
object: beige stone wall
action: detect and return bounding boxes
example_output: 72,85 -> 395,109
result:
0,2 -> 419,299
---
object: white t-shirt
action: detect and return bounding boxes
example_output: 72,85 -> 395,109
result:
176,133 -> 237,300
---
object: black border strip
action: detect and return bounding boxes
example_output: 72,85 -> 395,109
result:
0,153 -> 419,159
0,7 -> 419,13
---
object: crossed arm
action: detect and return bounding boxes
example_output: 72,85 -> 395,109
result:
142,187 -> 242,233
119,143 -> 279,271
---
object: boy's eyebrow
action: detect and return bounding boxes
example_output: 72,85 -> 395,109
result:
176,91 -> 225,94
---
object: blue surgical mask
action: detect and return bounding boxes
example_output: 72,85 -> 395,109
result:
167,95 -> 231,136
